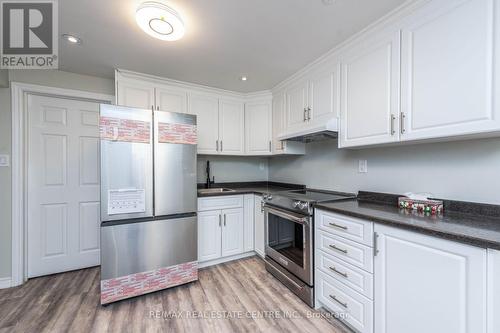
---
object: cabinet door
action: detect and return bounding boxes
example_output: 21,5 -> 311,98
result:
188,93 -> 219,154
400,0 -> 500,141
253,195 -> 265,258
245,101 -> 272,155
272,92 -> 286,153
488,249 -> 500,333
374,224 -> 486,333
243,194 -> 255,252
308,63 -> 339,126
285,80 -> 308,131
116,79 -> 155,110
155,86 -> 187,113
219,99 -> 245,155
339,31 -> 401,148
221,207 -> 244,257
198,210 -> 222,262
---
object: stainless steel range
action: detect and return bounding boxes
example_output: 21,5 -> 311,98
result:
262,189 -> 355,307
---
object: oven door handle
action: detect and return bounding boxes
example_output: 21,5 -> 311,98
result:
264,205 -> 309,225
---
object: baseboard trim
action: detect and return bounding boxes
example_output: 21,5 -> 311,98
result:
198,251 -> 256,269
0,277 -> 12,289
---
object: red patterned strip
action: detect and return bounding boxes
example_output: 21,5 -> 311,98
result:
158,122 -> 197,145
100,261 -> 198,304
100,116 -> 151,143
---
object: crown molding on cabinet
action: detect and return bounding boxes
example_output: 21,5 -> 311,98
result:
116,68 -> 271,102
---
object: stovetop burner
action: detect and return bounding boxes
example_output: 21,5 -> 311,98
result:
263,189 -> 356,215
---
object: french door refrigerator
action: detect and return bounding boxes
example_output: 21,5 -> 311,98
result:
99,104 -> 198,305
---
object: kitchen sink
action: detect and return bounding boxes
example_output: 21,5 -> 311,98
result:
198,188 -> 236,194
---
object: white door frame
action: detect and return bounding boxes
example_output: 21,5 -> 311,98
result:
11,82 -> 114,287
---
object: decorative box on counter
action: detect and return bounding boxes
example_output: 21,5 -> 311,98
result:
398,195 -> 443,215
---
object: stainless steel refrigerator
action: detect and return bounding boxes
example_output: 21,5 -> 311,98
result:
99,104 -> 198,305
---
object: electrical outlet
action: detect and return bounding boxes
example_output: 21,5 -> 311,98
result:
0,154 -> 9,167
358,160 -> 368,173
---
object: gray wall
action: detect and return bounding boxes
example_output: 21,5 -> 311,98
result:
0,70 -> 114,279
197,155 -> 268,183
269,138 -> 500,205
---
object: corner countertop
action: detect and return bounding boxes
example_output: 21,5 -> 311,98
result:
316,192 -> 500,250
197,181 -> 304,198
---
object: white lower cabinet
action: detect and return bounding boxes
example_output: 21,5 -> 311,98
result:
254,195 -> 265,258
221,208 -> 244,257
488,249 -> 500,333
374,223 -> 487,333
198,210 -> 223,262
315,209 -> 374,333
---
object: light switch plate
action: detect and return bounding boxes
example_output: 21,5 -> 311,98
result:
0,154 -> 9,167
358,160 -> 368,173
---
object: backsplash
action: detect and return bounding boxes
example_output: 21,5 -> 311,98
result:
197,155 -> 268,183
269,138 -> 500,205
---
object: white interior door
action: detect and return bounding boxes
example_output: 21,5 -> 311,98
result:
27,94 -> 101,278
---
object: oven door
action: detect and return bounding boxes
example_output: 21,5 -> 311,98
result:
264,204 -> 313,285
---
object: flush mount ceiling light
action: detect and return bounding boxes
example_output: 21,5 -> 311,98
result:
62,34 -> 81,44
240,76 -> 247,81
136,2 -> 185,41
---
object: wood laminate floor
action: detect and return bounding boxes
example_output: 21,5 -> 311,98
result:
0,256 -> 350,333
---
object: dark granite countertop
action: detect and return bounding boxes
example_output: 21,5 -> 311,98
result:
316,191 -> 500,250
197,181 -> 304,198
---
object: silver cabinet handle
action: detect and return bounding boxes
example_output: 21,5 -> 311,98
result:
269,141 -> 272,152
329,266 -> 348,278
400,112 -> 406,134
307,107 -> 311,120
329,222 -> 348,230
220,141 -> 223,151
156,106 -> 160,111
281,141 -> 284,150
329,295 -> 348,308
219,214 -> 221,227
374,232 -> 379,256
224,214 -> 226,226
329,244 -> 348,254
151,105 -> 154,112
390,114 -> 396,135
216,140 -> 219,151
303,108 -> 307,121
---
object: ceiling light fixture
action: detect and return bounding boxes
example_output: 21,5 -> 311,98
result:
240,76 -> 247,81
62,34 -> 81,44
136,2 -> 185,41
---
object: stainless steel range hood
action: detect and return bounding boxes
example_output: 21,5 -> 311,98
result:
277,118 -> 339,143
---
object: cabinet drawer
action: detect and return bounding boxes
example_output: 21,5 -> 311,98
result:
198,195 -> 243,211
318,231 -> 373,273
317,250 -> 373,299
317,210 -> 373,246
316,270 -> 373,333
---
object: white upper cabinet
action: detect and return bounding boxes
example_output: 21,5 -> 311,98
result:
116,78 -> 155,110
374,224 -> 487,333
272,92 -> 305,155
245,100 -> 272,155
188,93 -> 219,154
307,63 -> 339,127
219,99 -> 245,155
400,0 -> 500,141
339,30 -> 401,148
285,80 -> 309,131
155,85 -> 187,113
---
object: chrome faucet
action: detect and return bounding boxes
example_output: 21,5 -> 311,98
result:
205,160 -> 215,188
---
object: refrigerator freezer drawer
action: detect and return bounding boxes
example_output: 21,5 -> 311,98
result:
100,215 -> 197,280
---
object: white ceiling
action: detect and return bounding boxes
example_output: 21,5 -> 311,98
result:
59,0 -> 407,92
